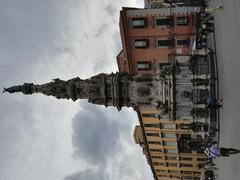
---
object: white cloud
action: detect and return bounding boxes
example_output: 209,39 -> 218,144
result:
68,104 -> 153,180
0,0 -> 151,180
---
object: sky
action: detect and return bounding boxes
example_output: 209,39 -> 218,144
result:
0,1 -> 154,180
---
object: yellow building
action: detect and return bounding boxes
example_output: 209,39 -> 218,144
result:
134,107 -> 207,180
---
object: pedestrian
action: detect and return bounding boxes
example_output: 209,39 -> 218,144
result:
205,170 -> 215,180
205,145 -> 240,158
206,97 -> 222,109
201,22 -> 214,33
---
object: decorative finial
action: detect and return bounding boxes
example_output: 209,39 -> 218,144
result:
3,88 -> 7,93
3,86 -> 22,93
2,83 -> 34,94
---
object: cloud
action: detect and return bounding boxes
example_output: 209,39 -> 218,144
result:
71,103 -> 126,163
0,2 -> 54,84
0,93 -> 82,180
94,23 -> 109,38
65,169 -> 105,180
104,4 -> 117,16
0,0 -> 150,180
69,102 -> 153,180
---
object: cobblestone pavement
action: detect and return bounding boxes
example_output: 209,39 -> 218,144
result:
210,0 -> 240,179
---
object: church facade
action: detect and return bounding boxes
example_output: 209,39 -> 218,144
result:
118,6 -> 217,180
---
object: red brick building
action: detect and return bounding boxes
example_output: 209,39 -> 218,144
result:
117,7 -> 198,76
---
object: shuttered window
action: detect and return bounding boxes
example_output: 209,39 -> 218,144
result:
177,16 -> 189,26
155,18 -> 172,27
134,39 -> 148,48
132,18 -> 146,28
137,62 -> 151,70
177,38 -> 190,46
157,39 -> 174,48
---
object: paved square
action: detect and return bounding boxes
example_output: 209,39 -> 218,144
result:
212,0 -> 240,179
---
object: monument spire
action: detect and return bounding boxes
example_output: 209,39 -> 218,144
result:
3,72 -> 167,111
4,78 -> 81,101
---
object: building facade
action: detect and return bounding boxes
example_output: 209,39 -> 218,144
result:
134,108 -> 207,180
118,6 -> 216,180
117,7 -> 197,76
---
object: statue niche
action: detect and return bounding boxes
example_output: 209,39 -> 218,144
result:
135,87 -> 150,97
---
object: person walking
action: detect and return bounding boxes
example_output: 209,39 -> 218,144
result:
205,145 -> 240,157
206,97 -> 222,109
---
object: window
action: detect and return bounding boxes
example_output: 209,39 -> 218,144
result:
149,141 -> 162,145
146,132 -> 161,137
181,164 -> 193,167
183,177 -> 193,180
142,113 -> 160,118
182,171 -> 193,175
163,133 -> 177,138
151,156 -> 163,159
164,141 -> 177,146
150,148 -> 163,152
153,162 -> 166,166
170,175 -> 180,179
181,157 -> 192,161
166,156 -> 178,160
161,123 -> 176,129
165,149 -> 178,153
157,39 -> 173,48
177,38 -> 190,47
169,170 -> 180,174
144,123 -> 160,128
134,39 -> 148,48
194,178 -> 201,180
177,16 -> 189,26
132,18 -> 146,28
167,163 -> 178,167
158,175 -> 168,178
155,169 -> 167,173
136,62 -> 151,70
155,17 -> 172,27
